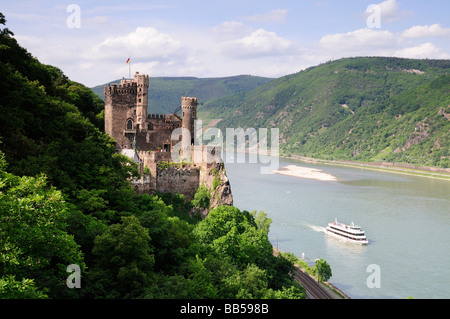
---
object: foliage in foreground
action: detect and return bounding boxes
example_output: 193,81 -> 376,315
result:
0,163 -> 305,300
0,151 -> 305,298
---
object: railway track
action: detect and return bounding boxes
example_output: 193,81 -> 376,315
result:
293,268 -> 332,299
273,248 -> 333,299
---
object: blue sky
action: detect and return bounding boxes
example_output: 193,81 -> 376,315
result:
2,0 -> 450,86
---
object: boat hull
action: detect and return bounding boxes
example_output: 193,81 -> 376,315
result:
325,227 -> 369,245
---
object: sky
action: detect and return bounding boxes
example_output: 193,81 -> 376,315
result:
2,0 -> 450,87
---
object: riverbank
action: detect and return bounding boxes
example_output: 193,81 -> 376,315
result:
221,146 -> 450,181
282,154 -> 450,181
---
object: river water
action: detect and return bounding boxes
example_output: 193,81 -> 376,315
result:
222,152 -> 450,299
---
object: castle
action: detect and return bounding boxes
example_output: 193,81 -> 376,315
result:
104,72 -> 197,153
104,72 -> 233,210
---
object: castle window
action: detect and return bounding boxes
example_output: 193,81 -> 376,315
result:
139,98 -> 142,103
126,119 -> 133,130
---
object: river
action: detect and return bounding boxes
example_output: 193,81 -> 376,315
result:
222,151 -> 450,299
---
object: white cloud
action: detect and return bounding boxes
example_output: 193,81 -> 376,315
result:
402,24 -> 450,39
242,9 -> 288,23
319,28 -> 397,53
224,28 -> 294,58
89,27 -> 182,62
211,21 -> 253,37
395,42 -> 450,59
318,25 -> 450,63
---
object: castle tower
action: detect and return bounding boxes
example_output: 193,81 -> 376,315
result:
181,96 -> 197,145
104,72 -> 148,150
134,72 -> 149,131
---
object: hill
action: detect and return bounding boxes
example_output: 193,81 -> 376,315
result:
91,75 -> 274,114
200,57 -> 450,168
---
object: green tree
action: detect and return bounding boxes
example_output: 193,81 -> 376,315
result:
87,216 -> 155,298
251,210 -> 272,235
0,152 -> 85,298
184,255 -> 219,298
315,259 -> 332,283
193,205 -> 301,297
269,284 -> 305,299
224,264 -> 269,299
0,276 -> 47,299
64,209 -> 109,266
191,184 -> 211,209
193,206 -> 271,269
135,198 -> 194,273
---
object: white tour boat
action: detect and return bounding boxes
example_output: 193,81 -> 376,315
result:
326,218 -> 368,245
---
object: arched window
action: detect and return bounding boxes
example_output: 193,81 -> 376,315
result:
126,119 -> 133,130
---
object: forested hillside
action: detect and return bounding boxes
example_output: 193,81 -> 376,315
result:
0,13 -> 303,299
91,75 -> 274,114
201,57 -> 450,168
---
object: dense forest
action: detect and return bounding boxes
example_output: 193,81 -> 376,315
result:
0,13 -> 305,299
201,57 -> 450,168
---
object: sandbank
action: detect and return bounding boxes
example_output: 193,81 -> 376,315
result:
274,165 -> 337,181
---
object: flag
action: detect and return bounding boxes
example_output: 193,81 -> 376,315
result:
126,57 -> 130,64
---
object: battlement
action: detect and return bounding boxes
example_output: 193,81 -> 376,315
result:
181,96 -> 198,109
104,81 -> 137,96
104,72 -> 149,97
133,71 -> 149,82
148,114 -> 168,119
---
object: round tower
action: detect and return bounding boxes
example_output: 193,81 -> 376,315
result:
181,96 -> 197,145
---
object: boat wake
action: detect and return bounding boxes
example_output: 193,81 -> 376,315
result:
301,221 -> 326,233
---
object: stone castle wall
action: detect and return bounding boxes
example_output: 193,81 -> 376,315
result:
155,166 -> 200,200
131,162 -> 233,206
132,146 -> 233,206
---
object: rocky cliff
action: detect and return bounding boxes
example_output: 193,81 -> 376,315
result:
202,162 -> 233,208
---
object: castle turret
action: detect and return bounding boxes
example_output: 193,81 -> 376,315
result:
134,72 -> 149,131
181,96 -> 197,145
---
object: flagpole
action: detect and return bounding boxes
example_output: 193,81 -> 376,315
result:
126,56 -> 131,79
